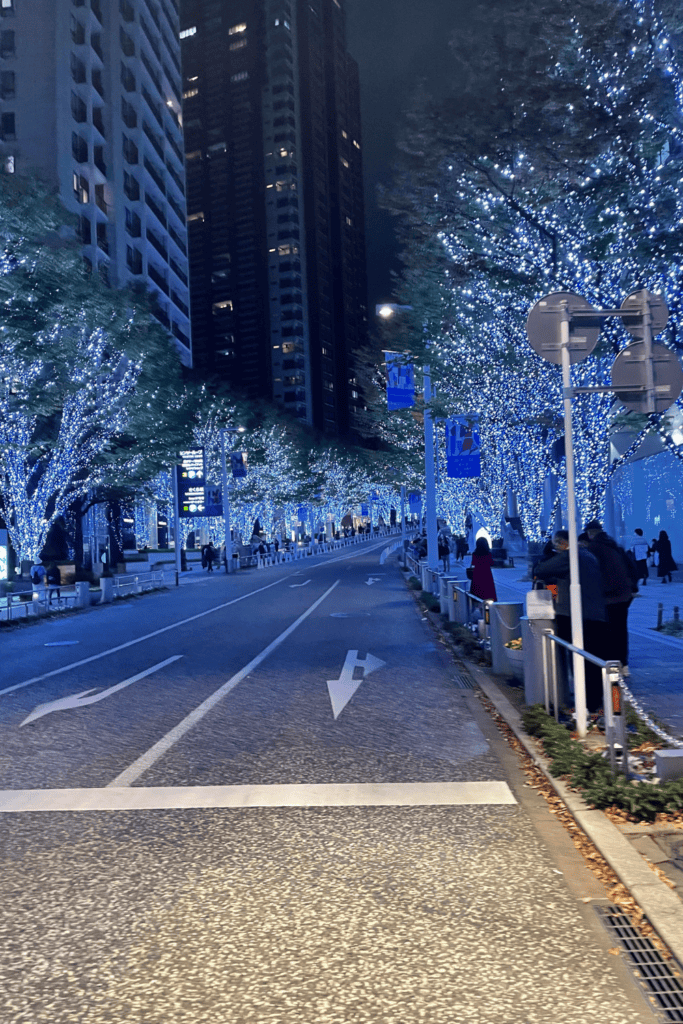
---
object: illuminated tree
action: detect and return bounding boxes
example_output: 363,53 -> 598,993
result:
380,0 -> 683,533
0,176 -> 188,561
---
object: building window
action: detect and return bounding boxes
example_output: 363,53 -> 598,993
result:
179,25 -> 197,39
187,211 -> 204,222
73,172 -> 89,203
185,149 -> 201,160
4,154 -> 14,173
1,0 -> 15,13
0,70 -> 14,98
231,71 -> 248,83
229,38 -> 246,51
78,214 -> 91,244
182,87 -> 198,99
341,157 -> 349,168
0,28 -> 14,55
229,23 -> 246,35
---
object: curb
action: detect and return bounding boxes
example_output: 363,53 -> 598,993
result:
468,662 -> 683,965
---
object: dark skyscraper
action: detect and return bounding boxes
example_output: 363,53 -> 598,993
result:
180,0 -> 368,437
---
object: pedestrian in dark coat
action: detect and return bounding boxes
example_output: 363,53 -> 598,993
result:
534,531 -> 606,713
585,520 -> 633,673
470,537 -> 497,601
655,530 -> 677,583
205,541 -> 216,572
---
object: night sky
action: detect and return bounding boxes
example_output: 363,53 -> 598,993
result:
345,0 -> 465,312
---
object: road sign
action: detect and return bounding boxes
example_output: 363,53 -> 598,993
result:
611,341 -> 683,414
526,292 -> 601,365
620,290 -> 669,337
177,449 -> 207,518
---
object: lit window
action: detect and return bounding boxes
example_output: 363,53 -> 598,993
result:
185,150 -> 202,160
229,23 -> 247,35
183,87 -> 199,99
73,172 -> 89,203
341,157 -> 349,168
212,300 -> 233,312
1,0 -> 15,9
230,39 -> 247,50
346,216 -> 352,226
278,244 -> 299,256
341,129 -> 347,139
4,154 -> 14,173
187,211 -> 204,222
179,26 -> 197,39
231,71 -> 248,82
353,140 -> 360,149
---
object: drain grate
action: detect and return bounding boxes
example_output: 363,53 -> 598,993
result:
452,672 -> 475,690
597,904 -> 683,1021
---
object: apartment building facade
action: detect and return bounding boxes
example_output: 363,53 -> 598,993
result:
0,0 -> 192,364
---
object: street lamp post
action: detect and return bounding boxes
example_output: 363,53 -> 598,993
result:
423,365 -> 439,572
220,426 -> 245,574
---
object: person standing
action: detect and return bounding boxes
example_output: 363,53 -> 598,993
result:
534,530 -> 607,714
631,528 -> 649,587
205,541 -> 216,572
585,520 -> 634,675
470,537 -> 497,601
438,532 -> 451,573
655,530 -> 677,583
46,563 -> 62,606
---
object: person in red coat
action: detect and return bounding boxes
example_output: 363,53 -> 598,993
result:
470,536 -> 497,601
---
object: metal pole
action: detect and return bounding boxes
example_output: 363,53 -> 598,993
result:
400,484 -> 406,566
424,365 -> 439,572
172,463 -> 181,587
220,430 -> 233,574
560,305 -> 587,738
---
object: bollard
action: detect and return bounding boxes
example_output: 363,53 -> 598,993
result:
439,575 -> 460,616
100,577 -> 114,604
522,588 -> 560,706
489,602 -> 524,676
675,606 -> 680,623
658,602 -> 663,629
74,581 -> 90,609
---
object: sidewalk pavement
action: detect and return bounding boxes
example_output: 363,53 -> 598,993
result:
492,566 -> 683,740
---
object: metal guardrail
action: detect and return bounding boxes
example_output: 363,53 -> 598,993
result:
113,570 -> 165,596
540,630 -> 629,776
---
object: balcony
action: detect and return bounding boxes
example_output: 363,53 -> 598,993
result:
145,191 -> 167,227
167,193 -> 184,224
142,85 -> 163,128
126,246 -> 143,274
168,225 -> 186,255
92,107 -> 105,137
92,68 -> 104,99
148,262 -> 169,295
121,98 -> 137,129
95,184 -> 108,215
71,91 -> 87,122
96,224 -> 108,255
140,48 -> 161,91
91,32 -> 103,61
124,172 -> 140,200
120,63 -> 136,93
171,290 -> 188,316
123,137 -> 138,164
71,22 -> 86,46
172,321 -> 190,348
91,0 -> 103,25
146,227 -> 168,260
120,0 -> 135,23
143,120 -> 165,162
169,257 -> 187,284
72,133 -> 88,163
143,156 -> 166,195
71,56 -> 86,84
94,146 -> 107,176
125,211 -> 141,238
120,28 -> 135,58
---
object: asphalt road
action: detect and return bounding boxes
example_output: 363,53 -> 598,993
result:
0,543 -> 661,1023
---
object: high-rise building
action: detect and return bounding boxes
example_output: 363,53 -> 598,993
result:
0,0 -> 192,365
180,0 -> 368,436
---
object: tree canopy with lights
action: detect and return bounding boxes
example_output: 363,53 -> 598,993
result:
378,0 -> 683,535
0,176 -> 189,561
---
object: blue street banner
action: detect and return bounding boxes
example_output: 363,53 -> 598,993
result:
360,503 -> 369,516
446,417 -> 481,478
385,352 -> 415,410
370,490 -> 379,501
408,491 -> 422,517
230,451 -> 247,478
297,505 -> 307,522
204,486 -> 223,517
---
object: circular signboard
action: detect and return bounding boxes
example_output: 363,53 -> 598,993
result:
620,290 -> 669,338
526,292 -> 601,365
611,341 -> 683,414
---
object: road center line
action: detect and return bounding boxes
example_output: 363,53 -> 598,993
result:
107,580 -> 341,788
0,575 -> 293,698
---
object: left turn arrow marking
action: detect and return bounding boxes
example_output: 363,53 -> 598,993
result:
21,656 -> 183,726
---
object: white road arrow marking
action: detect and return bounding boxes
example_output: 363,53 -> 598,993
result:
327,650 -> 386,719
289,580 -> 311,588
366,577 -> 382,586
20,656 -> 183,726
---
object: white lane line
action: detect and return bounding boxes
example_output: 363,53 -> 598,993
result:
21,656 -> 184,726
108,580 -> 341,788
0,781 -> 517,813
0,575 -> 292,698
